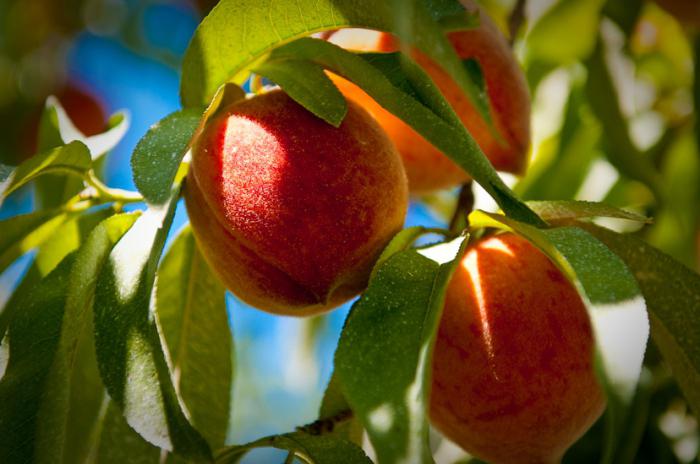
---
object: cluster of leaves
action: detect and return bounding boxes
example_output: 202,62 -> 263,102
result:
0,0 -> 699,463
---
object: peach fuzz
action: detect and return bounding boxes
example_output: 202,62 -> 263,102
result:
430,233 -> 605,463
184,90 -> 408,316
327,0 -> 531,193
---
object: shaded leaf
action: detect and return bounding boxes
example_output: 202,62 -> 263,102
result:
527,200 -> 650,223
156,226 -> 232,451
253,59 -> 347,127
217,431 -> 371,464
335,236 -> 468,464
94,401 -> 161,464
583,224 -> 700,418
316,372 -> 362,444
0,212 -> 138,464
585,39 -> 662,197
93,194 -> 212,461
0,141 -> 91,207
132,108 -> 204,205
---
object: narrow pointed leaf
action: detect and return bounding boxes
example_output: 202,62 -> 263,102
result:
93,194 -> 212,461
335,236 -> 467,464
527,200 -> 650,224
156,226 -> 232,450
0,141 -> 91,206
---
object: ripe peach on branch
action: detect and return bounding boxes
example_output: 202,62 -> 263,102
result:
431,232 -> 605,463
185,90 -> 409,315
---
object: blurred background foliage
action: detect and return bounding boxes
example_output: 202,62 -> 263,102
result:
0,0 -> 698,462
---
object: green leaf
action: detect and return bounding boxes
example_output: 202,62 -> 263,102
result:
527,200 -> 650,224
526,0 -> 605,64
582,224 -> 700,419
93,401 -> 161,463
44,96 -> 130,159
131,108 -> 204,205
315,372 -> 362,444
0,255 -> 77,464
372,226 -> 451,280
180,0 -> 493,130
468,211 -> 649,462
0,141 -> 91,206
217,431 -> 372,464
335,236 -> 468,464
156,226 -> 232,451
93,194 -> 212,461
0,212 -> 139,464
33,96 -> 129,209
585,39 -> 662,197
0,209 -> 72,275
253,59 -> 347,127
264,38 -> 542,225
516,81 -> 601,201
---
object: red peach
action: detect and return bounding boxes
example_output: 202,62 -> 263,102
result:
431,233 -> 605,463
184,90 -> 408,315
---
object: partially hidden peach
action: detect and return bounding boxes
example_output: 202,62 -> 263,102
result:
184,90 -> 409,316
327,0 -> 531,193
431,233 -> 605,464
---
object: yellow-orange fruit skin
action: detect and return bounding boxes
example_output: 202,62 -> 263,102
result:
431,233 -> 605,464
328,1 -> 530,193
185,90 -> 408,316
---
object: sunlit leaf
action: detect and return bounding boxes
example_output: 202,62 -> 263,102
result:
0,141 -> 91,207
335,236 -> 467,464
0,209 -> 72,275
180,0 -> 493,129
526,0 -> 605,64
45,96 -> 130,159
156,226 -> 232,451
132,108 -> 204,205
93,194 -> 212,461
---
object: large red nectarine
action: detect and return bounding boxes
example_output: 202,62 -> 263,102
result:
184,90 -> 408,316
327,0 -> 531,192
431,233 -> 605,463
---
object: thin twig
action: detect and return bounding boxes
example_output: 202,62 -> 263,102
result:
449,181 -> 475,233
508,0 -> 527,46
